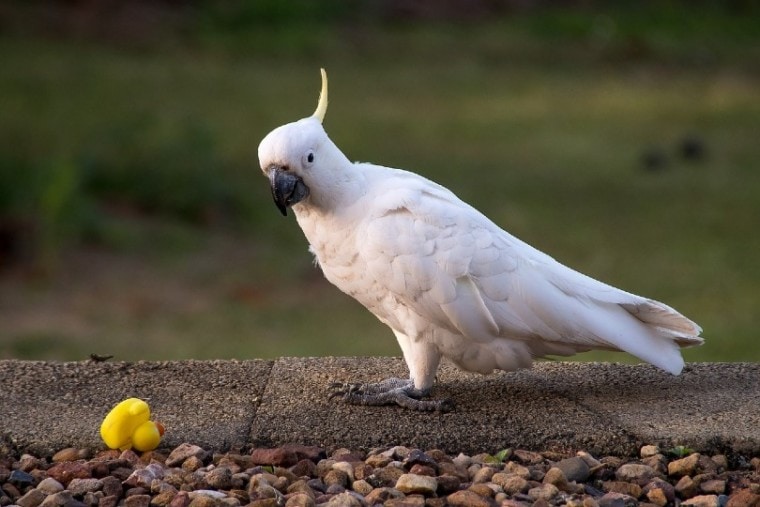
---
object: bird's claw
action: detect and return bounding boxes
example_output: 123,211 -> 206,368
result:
328,378 -> 454,412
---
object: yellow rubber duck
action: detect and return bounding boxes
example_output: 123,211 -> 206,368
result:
100,398 -> 164,452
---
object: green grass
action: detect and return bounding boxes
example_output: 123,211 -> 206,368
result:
0,5 -> 758,365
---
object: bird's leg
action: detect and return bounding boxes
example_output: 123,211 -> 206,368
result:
329,377 -> 454,412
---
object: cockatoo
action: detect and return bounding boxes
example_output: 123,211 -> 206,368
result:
258,69 -> 703,411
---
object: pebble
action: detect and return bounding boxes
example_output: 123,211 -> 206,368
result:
1,443 -> 759,507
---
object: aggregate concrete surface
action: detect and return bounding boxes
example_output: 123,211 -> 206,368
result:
1,358 -> 758,458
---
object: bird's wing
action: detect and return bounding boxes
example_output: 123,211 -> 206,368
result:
357,168 -> 701,374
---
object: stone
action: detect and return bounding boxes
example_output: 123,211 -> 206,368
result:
492,473 -> 527,495
99,495 -> 119,507
99,477 -> 122,499
435,474 -> 461,494
351,479 -> 373,496
250,446 -> 324,467
166,445 -> 208,468
556,456 -> 591,482
386,496 -> 425,507
727,489 -> 760,507
471,467 -> 495,484
36,478 -> 65,495
543,467 -> 569,492
471,483 -> 496,497
503,462 -> 531,479
52,449 -> 82,463
446,490 -> 493,507
325,492 -> 362,507
46,462 -> 91,487
284,493 -> 314,507
168,492 -> 192,507
598,492 -> 637,507
668,453 -> 701,477
615,463 -> 657,485
124,465 -> 165,489
528,484 -> 559,501
699,479 -> 726,495
67,478 -> 103,496
331,462 -> 355,483
675,475 -> 698,498
512,450 -> 543,465
366,466 -> 404,488
205,467 -> 233,490
394,474 -> 437,496
642,478 -> 675,505
682,495 -> 720,507
640,446 -> 660,458
10,470 -> 37,488
403,450 -> 438,473
39,491 -> 83,507
17,489 -> 46,507
602,481 -> 642,499
407,464 -> 435,477
646,487 -> 669,507
323,470 -> 349,489
365,454 -> 392,468
364,487 -> 403,505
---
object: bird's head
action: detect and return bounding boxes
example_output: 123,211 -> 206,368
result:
258,69 -> 349,216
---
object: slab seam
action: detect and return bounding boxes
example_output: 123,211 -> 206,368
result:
243,359 -> 276,448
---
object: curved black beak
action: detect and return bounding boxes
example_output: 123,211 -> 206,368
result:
269,166 -> 310,216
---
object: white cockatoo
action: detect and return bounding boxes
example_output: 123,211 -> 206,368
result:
258,69 -> 703,410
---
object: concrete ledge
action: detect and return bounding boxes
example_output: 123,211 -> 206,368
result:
1,359 -> 758,458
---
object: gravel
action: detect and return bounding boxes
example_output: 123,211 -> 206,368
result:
2,444 -> 760,507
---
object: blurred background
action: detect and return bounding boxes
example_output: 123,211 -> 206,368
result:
0,0 -> 758,365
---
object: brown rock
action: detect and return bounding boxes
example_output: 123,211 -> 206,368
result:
52,448 -> 82,463
205,467 -> 233,490
395,474 -> 437,496
324,492 -> 362,507
602,480 -> 642,499
100,476 -> 122,499
46,462 -> 91,487
675,475 -> 698,498
543,467 -> 569,492
151,490 -> 177,507
492,473 -> 528,495
555,456 -> 591,483
646,488 -> 669,507
284,493 -> 314,507
727,489 -> 760,507
668,453 -> 701,477
615,463 -> 657,486
124,495 -> 151,507
598,492 -> 637,507
289,459 -> 317,479
699,479 -> 726,495
364,487 -> 404,505
640,445 -> 660,458
503,462 -> 531,479
323,470 -> 349,489
365,454 -> 392,468
168,492 -> 192,507
512,450 -> 543,465
99,495 -> 119,507
17,489 -> 46,507
642,478 -> 675,504
386,496 -> 425,507
166,445 -> 208,468
470,483 -> 496,498
682,494 -> 720,507
250,446 -> 325,468
528,484 -> 559,501
446,490 -> 495,507
408,464 -> 436,477
435,474 -> 460,495
67,478 -> 103,496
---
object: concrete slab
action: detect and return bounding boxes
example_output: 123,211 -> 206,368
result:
0,359 -> 272,456
1,358 -> 759,458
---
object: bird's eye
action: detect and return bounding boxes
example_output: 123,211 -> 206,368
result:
307,152 -> 315,163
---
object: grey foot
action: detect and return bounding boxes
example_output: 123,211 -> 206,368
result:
329,377 -> 454,412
